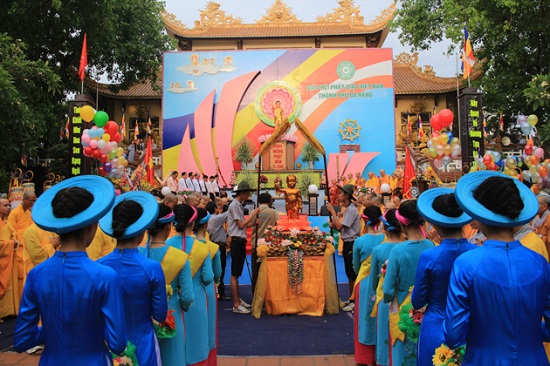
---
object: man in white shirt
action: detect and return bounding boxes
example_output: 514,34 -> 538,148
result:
213,174 -> 220,196
192,173 -> 201,192
186,172 -> 194,192
206,176 -> 215,200
178,172 -> 188,192
199,174 -> 208,195
165,171 -> 179,195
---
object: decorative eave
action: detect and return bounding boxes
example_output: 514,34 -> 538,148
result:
161,1 -> 395,39
86,78 -> 162,100
393,52 -> 461,95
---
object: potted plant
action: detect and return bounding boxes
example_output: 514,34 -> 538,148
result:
301,143 -> 320,169
234,137 -> 255,169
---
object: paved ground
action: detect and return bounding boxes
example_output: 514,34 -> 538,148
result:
0,353 -> 357,365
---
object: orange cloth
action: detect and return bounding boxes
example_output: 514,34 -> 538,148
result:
534,213 -> 550,255
365,177 -> 380,194
263,257 -> 326,316
86,227 -> 117,261
379,175 -> 391,186
24,223 -> 57,266
520,232 -> 549,261
0,219 -> 22,317
7,205 -> 33,276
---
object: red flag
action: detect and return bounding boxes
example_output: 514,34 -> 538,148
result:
402,145 -> 416,199
144,137 -> 155,185
418,114 -> 424,138
78,34 -> 88,81
499,112 -> 504,132
147,111 -> 152,135
134,121 -> 139,140
406,112 -> 412,135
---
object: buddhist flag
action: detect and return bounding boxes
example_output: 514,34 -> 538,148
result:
134,121 -> 139,141
462,27 -> 475,79
406,112 -> 412,135
120,109 -> 126,138
418,114 -> 424,138
144,135 -> 155,185
147,111 -> 152,135
499,112 -> 504,132
402,145 -> 416,199
78,33 -> 88,81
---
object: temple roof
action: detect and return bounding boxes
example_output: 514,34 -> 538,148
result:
393,52 -> 459,94
162,0 -> 396,39
91,53 -> 459,99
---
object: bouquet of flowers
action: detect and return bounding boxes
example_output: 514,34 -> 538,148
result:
111,341 -> 139,366
153,285 -> 177,339
397,304 -> 426,342
260,226 -> 329,257
432,344 -> 466,366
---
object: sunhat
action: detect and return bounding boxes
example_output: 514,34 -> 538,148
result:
100,191 -> 159,239
454,171 -> 538,227
32,175 -> 115,234
417,187 -> 472,228
336,184 -> 356,201
233,181 -> 254,192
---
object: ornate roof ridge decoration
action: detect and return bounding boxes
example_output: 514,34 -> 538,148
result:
317,0 -> 364,25
256,0 -> 302,25
394,52 -> 456,81
161,11 -> 188,31
193,1 -> 243,29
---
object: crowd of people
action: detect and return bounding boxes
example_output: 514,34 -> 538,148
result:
2,169 -> 550,365
0,176 -> 270,365
165,171 -> 221,200
325,172 -> 550,366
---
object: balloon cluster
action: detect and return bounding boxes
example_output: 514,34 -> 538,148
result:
425,109 -> 461,169
518,114 -> 539,136
80,106 -> 127,178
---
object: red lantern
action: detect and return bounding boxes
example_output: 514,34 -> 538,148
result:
439,109 -> 454,127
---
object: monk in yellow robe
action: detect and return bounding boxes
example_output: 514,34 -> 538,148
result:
7,191 -> 36,278
86,227 -> 117,261
365,172 -> 380,194
0,198 -> 22,318
346,173 -> 356,187
354,172 -> 365,187
24,223 -> 59,266
379,169 -> 391,186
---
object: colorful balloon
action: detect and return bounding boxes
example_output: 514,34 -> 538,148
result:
538,165 -> 548,177
430,114 -> 442,132
443,144 -> 452,156
80,105 -> 96,122
439,109 -> 454,127
104,121 -> 119,137
102,133 -> 111,142
427,147 -> 437,158
525,144 -> 533,155
534,148 -> 545,159
440,133 -> 450,145
94,111 -> 109,128
527,114 -> 539,126
89,139 -> 98,149
505,157 -> 517,169
521,122 -> 532,135
530,155 -> 540,166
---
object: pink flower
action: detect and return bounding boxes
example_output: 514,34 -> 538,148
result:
281,239 -> 291,247
257,238 -> 266,246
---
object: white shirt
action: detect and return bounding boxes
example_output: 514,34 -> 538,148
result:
192,178 -> 201,192
213,180 -> 220,193
186,178 -> 194,191
199,179 -> 207,193
178,178 -> 188,192
206,181 -> 214,194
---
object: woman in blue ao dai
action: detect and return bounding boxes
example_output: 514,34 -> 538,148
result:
367,209 -> 403,366
195,206 -> 222,365
445,172 -> 550,365
412,188 -> 477,366
167,204 -> 214,366
382,200 -> 434,366
98,192 -> 168,366
139,203 -> 194,366
14,176 -> 127,365
352,205 -> 385,365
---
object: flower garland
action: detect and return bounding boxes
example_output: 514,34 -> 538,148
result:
397,303 -> 426,343
153,285 -> 177,339
432,344 -> 466,365
287,247 -> 304,294
111,341 -> 139,366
